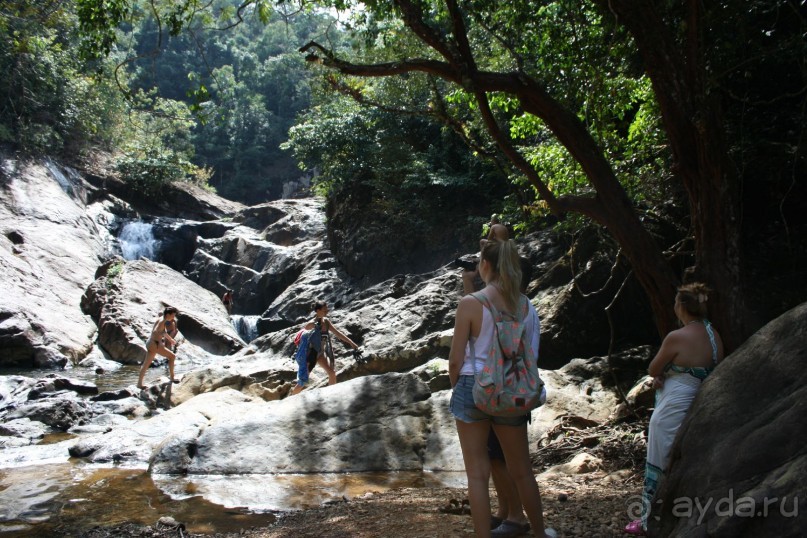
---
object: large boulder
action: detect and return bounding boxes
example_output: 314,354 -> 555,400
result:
527,227 -> 658,368
69,372 -> 456,472
81,161 -> 245,222
81,258 -> 244,364
650,302 -> 807,537
0,156 -> 105,367
152,372 -> 435,474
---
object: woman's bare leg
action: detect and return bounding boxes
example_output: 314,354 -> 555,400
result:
456,419 -> 493,538
156,346 -> 177,381
493,423 -> 549,536
491,458 -> 526,524
138,347 -> 157,388
317,354 -> 337,385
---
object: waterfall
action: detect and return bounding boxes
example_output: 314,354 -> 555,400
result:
119,221 -> 158,260
45,159 -> 73,196
231,315 -> 260,343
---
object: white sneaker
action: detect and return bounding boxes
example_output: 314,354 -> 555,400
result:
544,529 -> 558,538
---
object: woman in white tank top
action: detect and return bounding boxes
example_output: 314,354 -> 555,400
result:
449,238 -> 556,538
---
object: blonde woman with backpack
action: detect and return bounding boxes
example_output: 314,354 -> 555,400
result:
449,239 -> 556,538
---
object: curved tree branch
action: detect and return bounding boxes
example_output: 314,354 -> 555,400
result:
393,0 -> 457,64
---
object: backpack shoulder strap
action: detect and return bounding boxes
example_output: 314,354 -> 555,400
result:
471,291 -> 502,320
517,295 -> 531,322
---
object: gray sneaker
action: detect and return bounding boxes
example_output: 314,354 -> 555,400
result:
491,520 -> 530,537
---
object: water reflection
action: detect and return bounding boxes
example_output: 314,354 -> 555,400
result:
0,465 -> 277,536
155,470 -> 467,512
0,464 -> 466,535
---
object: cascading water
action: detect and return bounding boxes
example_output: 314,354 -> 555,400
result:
230,315 -> 260,343
118,221 -> 158,261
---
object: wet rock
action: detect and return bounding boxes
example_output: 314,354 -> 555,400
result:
68,390 -> 249,463
90,387 -> 139,402
0,417 -> 50,445
78,346 -> 124,373
89,396 -> 150,418
69,413 -> 130,434
0,375 -> 38,410
27,374 -> 98,399
7,393 -> 91,431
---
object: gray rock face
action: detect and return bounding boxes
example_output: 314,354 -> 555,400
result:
169,372 -> 433,475
186,199 -> 332,318
81,258 -> 244,364
81,169 -> 245,222
0,156 -> 105,367
651,302 -> 807,537
528,228 -> 657,368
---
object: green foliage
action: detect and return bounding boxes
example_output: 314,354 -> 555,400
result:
105,260 -> 124,290
75,0 -> 130,59
115,1 -> 338,202
0,3 -> 129,155
285,76 -> 510,244
115,147 -> 194,195
113,92 -> 208,195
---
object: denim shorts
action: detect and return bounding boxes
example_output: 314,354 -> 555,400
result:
450,375 -> 529,426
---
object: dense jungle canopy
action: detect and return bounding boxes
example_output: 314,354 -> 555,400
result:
1,0 -> 805,349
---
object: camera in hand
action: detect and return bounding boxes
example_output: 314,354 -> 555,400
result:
453,257 -> 479,271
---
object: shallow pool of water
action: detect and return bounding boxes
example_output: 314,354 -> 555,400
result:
0,359 -> 467,535
0,463 -> 466,535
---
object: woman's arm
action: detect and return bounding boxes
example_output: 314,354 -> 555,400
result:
648,332 -> 680,377
449,296 -> 476,387
325,319 -> 358,349
164,330 -> 176,346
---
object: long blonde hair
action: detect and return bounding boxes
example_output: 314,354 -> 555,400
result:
480,238 -> 522,312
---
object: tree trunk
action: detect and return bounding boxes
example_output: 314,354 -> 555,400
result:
602,0 -> 751,350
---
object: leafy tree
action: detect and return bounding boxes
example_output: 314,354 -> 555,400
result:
284,74 -> 511,280
96,0 -> 339,203
0,2 -> 127,154
74,0 -> 807,349
292,0 -> 807,348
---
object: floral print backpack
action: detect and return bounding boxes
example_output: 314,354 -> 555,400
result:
470,292 -> 544,417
